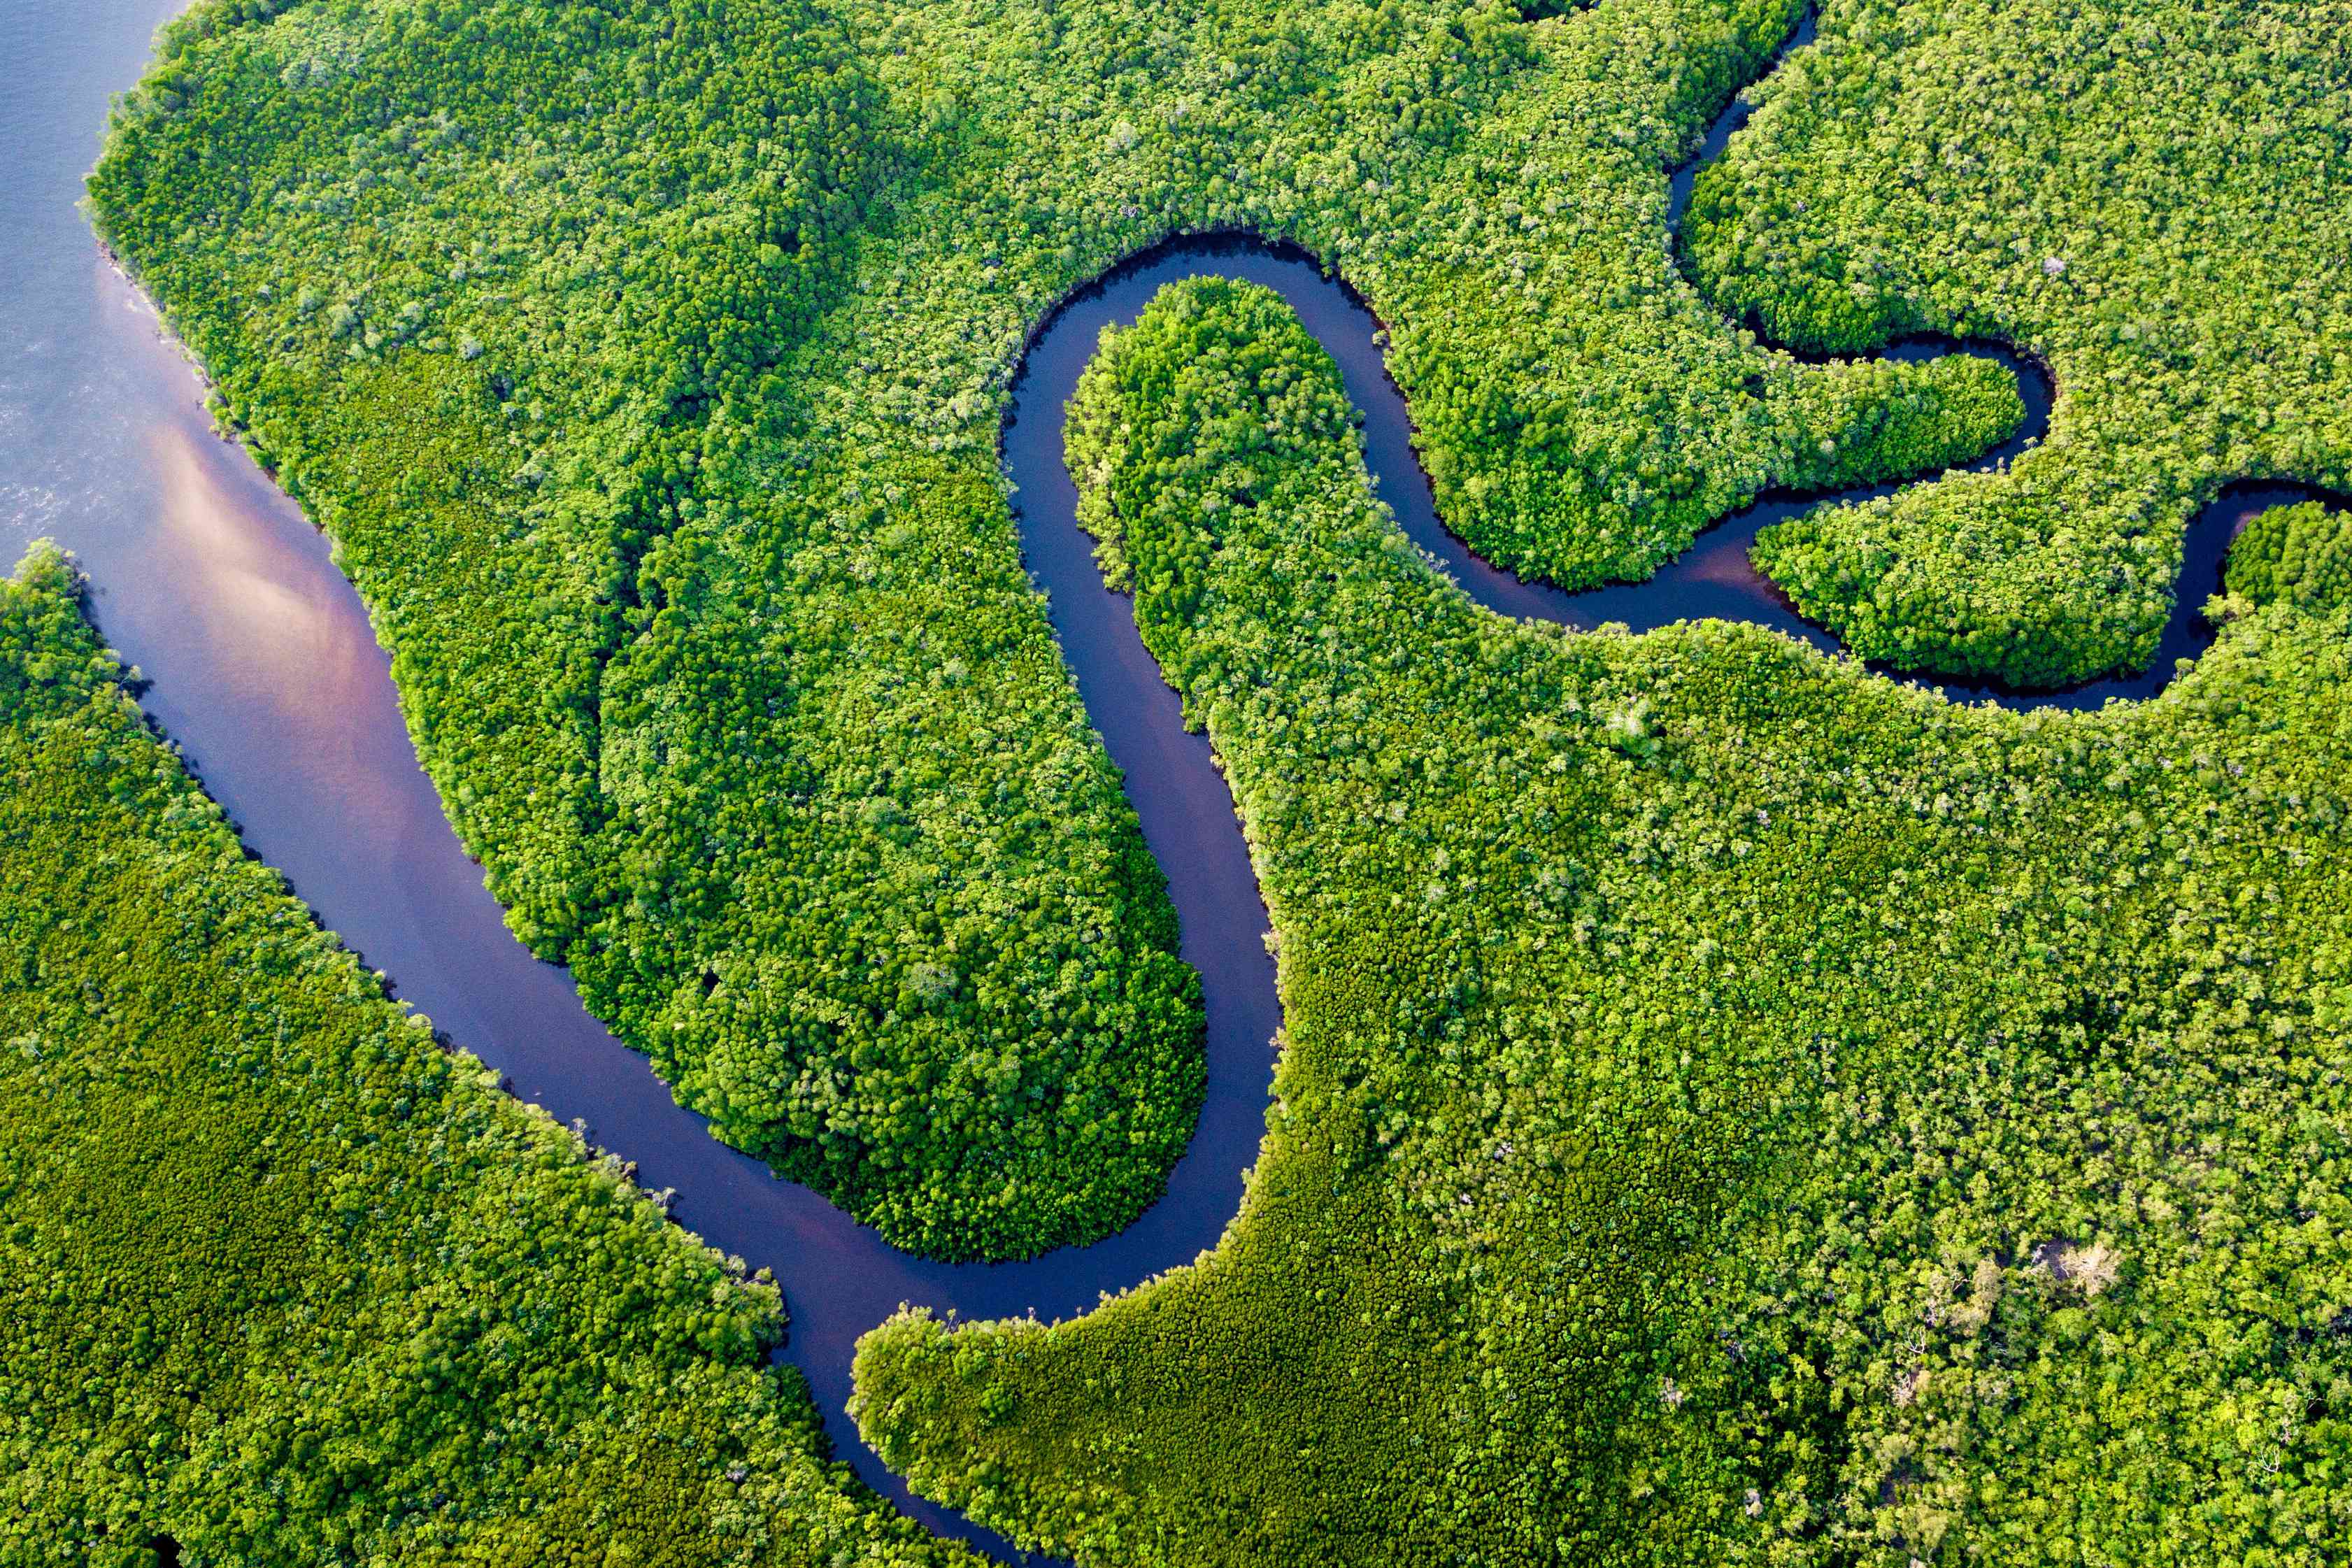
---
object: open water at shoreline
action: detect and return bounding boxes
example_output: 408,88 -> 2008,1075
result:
1,5 -> 2330,1562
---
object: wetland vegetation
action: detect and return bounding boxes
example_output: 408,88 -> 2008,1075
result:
87,0 -> 2012,1260
0,547 -> 976,1567
1683,0 -> 2352,685
23,0 -> 2352,1561
855,270 -> 2352,1568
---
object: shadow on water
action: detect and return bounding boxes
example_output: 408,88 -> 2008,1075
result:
27,1 -> 2344,1564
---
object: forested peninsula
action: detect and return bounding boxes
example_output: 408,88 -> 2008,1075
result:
855,271 -> 2352,1567
0,546 -> 974,1567
1685,0 -> 2352,684
87,0 -> 2017,1259
34,0 -> 2352,1562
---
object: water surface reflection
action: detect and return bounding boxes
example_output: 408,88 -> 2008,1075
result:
5,5 -> 2338,1563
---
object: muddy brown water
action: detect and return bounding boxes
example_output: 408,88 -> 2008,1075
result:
3,2 -> 2335,1560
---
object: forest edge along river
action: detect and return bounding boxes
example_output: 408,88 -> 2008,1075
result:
34,1 -> 2350,1561
1074,234 -> 2335,711
83,220 -> 2337,1565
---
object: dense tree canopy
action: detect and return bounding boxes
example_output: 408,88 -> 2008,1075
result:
89,0 -> 2004,1257
2231,500 -> 2352,613
0,546 -> 974,1567
1685,0 -> 2352,685
853,277 -> 2352,1566
66,0 -> 2352,1558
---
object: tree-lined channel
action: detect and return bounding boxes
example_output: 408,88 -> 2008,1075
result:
7,1 -> 2330,1560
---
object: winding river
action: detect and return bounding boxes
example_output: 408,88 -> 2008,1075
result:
3,3 -> 2337,1562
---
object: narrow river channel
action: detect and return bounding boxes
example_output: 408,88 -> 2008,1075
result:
2,3 -> 2336,1562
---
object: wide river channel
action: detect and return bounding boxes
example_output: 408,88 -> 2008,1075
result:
3,3 -> 2334,1561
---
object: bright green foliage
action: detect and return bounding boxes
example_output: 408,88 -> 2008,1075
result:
89,0 -> 2006,1256
2230,500 -> 2352,611
90,0 -> 1199,1261
1683,0 -> 2352,686
852,280 -> 2352,1565
0,546 -> 974,1567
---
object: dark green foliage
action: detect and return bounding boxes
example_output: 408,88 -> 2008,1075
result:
87,0 -> 2003,1256
853,278 -> 2352,1565
0,546 -> 974,1567
1683,0 -> 2352,686
2230,500 -> 2352,611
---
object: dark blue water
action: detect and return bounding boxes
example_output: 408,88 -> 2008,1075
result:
2,3 -> 2335,1564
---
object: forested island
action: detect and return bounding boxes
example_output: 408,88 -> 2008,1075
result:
10,0 -> 2351,1562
